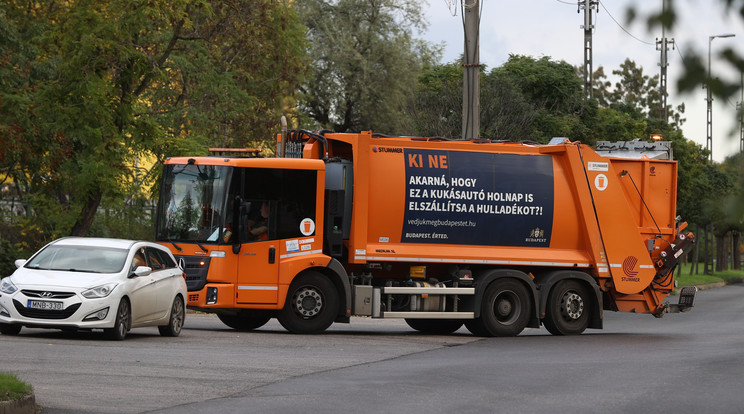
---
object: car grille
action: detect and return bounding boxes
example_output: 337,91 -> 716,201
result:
13,300 -> 81,319
21,290 -> 76,299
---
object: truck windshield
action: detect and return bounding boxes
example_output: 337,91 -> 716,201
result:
157,164 -> 230,243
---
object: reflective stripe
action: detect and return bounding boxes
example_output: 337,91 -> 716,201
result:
238,286 -> 278,291
279,249 -> 323,259
355,255 -> 592,268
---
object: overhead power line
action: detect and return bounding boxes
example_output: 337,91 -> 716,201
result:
598,1 -> 656,46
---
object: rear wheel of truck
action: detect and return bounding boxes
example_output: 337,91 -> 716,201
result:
543,280 -> 590,335
405,319 -> 464,335
278,272 -> 339,334
218,311 -> 272,331
467,278 -> 530,337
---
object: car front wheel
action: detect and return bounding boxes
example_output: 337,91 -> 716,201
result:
159,296 -> 185,337
105,299 -> 130,340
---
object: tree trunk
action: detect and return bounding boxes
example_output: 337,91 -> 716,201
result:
703,225 -> 713,275
690,224 -> 700,275
733,231 -> 741,271
715,233 -> 726,272
69,189 -> 103,237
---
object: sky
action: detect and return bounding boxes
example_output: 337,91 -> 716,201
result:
418,0 -> 744,162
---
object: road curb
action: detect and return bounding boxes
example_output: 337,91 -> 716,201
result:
0,393 -> 36,414
696,281 -> 726,290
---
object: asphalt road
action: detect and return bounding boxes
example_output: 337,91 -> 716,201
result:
2,284 -> 743,413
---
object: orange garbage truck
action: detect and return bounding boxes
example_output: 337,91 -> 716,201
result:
155,131 -> 695,336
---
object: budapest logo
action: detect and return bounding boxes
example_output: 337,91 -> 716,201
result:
622,256 -> 639,277
525,228 -> 546,243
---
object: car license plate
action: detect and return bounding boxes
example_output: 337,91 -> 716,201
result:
27,300 -> 63,311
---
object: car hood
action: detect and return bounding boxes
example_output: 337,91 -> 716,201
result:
10,268 -> 122,290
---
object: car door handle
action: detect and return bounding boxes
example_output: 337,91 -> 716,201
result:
268,247 -> 275,264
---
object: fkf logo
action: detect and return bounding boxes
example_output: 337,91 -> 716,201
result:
408,153 -> 448,169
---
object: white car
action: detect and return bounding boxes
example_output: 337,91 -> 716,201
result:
0,237 -> 187,340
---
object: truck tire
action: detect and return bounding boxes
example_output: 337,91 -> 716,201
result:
468,278 -> 530,337
543,280 -> 590,335
405,319 -> 464,335
218,312 -> 272,331
278,272 -> 339,334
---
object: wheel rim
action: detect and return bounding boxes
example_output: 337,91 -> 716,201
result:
561,291 -> 584,320
292,286 -> 323,318
493,290 -> 521,325
117,302 -> 130,336
172,299 -> 184,332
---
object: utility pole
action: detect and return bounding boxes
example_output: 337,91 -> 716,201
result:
579,0 -> 598,99
656,0 -> 674,122
462,0 -> 480,139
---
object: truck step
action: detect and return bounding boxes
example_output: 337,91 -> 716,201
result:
678,286 -> 697,309
664,286 -> 697,314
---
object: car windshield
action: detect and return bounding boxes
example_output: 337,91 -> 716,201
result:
25,245 -> 129,273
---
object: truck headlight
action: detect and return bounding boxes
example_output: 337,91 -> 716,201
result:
82,283 -> 118,299
0,278 -> 17,294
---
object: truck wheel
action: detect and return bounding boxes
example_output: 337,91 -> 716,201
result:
543,280 -> 590,335
405,319 -> 463,335
218,312 -> 272,331
278,272 -> 338,334
469,278 -> 530,337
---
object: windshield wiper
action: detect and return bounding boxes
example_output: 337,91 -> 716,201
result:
195,241 -> 208,253
169,239 -> 183,252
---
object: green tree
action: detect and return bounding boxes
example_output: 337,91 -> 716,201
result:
0,0 -> 307,244
408,61 -> 463,138
487,55 -> 596,144
296,0 -> 438,134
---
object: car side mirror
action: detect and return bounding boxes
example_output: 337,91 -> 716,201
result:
130,266 -> 152,278
14,259 -> 27,269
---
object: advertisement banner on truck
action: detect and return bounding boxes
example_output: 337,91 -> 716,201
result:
402,149 -> 554,246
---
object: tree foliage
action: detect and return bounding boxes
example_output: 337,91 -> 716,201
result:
0,0 -> 307,243
296,0 -> 438,134
408,61 -> 463,138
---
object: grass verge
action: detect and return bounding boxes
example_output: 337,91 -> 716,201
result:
675,262 -> 744,290
0,372 -> 32,402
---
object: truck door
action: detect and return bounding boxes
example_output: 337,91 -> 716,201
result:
236,199 -> 279,304
232,167 -> 319,305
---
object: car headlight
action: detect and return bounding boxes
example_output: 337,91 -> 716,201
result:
0,277 -> 17,294
82,283 -> 118,299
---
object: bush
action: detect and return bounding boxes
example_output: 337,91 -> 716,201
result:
0,222 -> 51,277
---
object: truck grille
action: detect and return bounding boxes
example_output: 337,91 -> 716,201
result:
175,255 -> 211,291
13,300 -> 81,319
